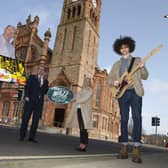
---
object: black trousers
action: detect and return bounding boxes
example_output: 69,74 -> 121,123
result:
20,100 -> 42,139
77,108 -> 88,145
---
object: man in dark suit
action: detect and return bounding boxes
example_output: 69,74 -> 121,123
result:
19,66 -> 49,143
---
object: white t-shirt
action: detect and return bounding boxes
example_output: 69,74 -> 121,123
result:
0,35 -> 15,59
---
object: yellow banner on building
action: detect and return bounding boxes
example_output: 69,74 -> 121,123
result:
0,55 -> 26,85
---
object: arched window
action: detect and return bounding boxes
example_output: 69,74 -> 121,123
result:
13,101 -> 24,118
93,36 -> 96,57
95,16 -> 98,26
2,101 -> 10,116
16,47 -> 27,61
96,80 -> 101,107
90,9 -> 93,18
77,5 -> 81,16
67,8 -> 71,19
93,115 -> 99,128
108,114 -> 112,131
87,30 -> 91,54
13,102 -> 19,118
62,28 -> 67,52
92,13 -> 95,22
72,6 -> 76,17
31,46 -> 38,60
72,26 -> 77,50
102,117 -> 106,130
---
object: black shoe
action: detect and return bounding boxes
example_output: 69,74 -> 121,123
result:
75,147 -> 86,152
28,138 -> 38,143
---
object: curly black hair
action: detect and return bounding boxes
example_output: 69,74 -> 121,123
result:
113,36 -> 136,55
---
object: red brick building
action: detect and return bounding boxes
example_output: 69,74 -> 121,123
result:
0,0 -> 120,141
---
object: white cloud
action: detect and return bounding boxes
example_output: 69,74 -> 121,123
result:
24,7 -> 50,26
20,3 -> 62,48
22,1 -> 62,26
142,78 -> 168,134
146,78 -> 168,94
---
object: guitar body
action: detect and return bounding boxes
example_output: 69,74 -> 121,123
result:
112,75 -> 133,99
111,44 -> 163,99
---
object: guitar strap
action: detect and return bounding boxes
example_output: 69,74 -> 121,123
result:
128,57 -> 135,73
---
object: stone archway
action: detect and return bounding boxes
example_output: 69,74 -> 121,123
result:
43,68 -> 72,128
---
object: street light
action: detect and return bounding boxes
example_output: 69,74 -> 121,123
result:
164,15 -> 168,18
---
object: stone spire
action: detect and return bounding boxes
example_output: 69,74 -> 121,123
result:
25,16 -> 39,63
40,28 -> 51,67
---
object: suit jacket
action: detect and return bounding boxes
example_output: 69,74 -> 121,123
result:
24,74 -> 49,103
107,56 -> 149,97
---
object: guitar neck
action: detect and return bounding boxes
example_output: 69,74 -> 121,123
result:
129,44 -> 163,76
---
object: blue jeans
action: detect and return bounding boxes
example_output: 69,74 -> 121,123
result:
118,89 -> 142,143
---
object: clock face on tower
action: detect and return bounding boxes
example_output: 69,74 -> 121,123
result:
92,0 -> 97,8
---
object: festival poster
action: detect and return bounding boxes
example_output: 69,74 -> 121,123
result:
0,55 -> 26,85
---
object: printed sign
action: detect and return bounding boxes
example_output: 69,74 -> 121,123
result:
47,86 -> 74,104
0,55 -> 26,85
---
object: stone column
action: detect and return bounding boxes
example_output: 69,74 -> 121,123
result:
40,28 -> 51,67
25,16 -> 39,63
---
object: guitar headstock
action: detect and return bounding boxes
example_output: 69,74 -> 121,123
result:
149,44 -> 163,56
143,44 -> 163,62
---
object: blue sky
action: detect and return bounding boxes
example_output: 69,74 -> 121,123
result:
0,0 -> 168,135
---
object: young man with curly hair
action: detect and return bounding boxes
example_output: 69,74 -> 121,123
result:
108,36 -> 149,163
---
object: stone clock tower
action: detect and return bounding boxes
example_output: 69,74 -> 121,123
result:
48,0 -> 101,91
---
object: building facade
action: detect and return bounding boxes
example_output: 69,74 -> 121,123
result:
0,15 -> 52,126
43,0 -> 120,140
0,0 -> 120,141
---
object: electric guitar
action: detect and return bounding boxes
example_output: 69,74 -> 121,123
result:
112,44 -> 163,99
